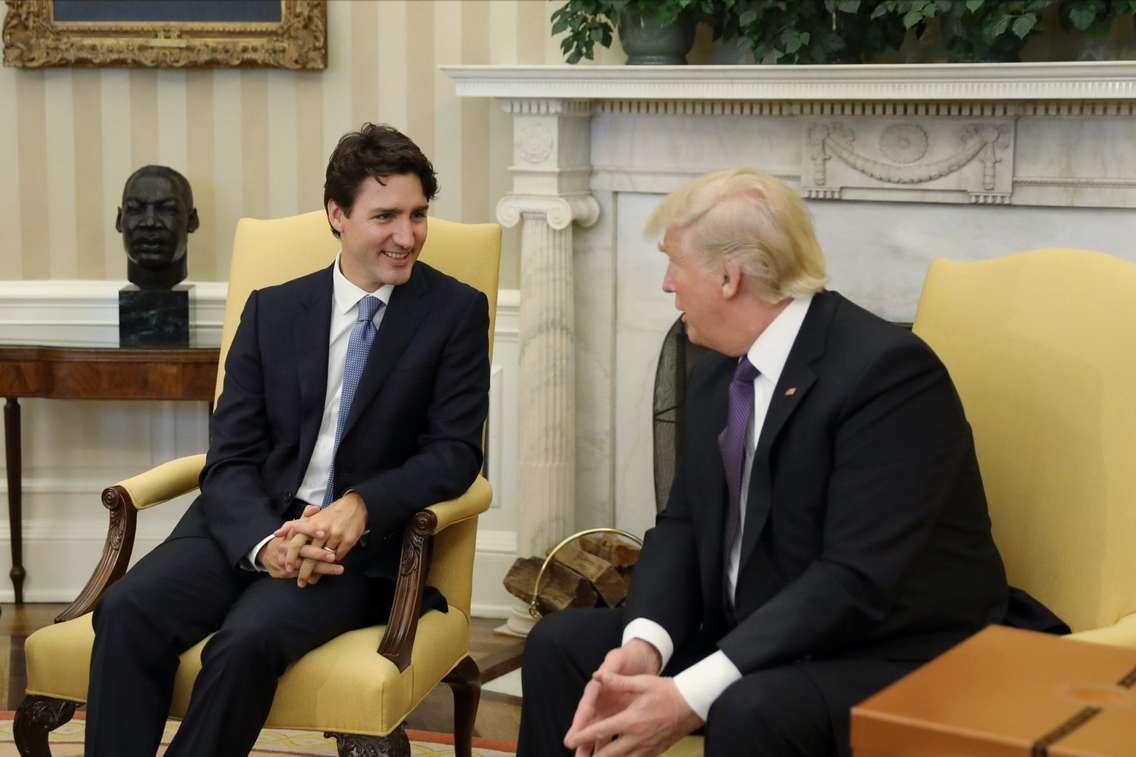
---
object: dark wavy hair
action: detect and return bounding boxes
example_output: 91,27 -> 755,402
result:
323,123 -> 438,238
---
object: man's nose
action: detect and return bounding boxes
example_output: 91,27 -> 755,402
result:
141,205 -> 160,226
391,218 -> 413,248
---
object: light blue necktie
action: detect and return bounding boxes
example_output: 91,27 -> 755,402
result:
323,295 -> 383,506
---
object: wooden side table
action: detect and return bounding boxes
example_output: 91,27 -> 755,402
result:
0,346 -> 219,604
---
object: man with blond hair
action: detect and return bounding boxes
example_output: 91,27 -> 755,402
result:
519,169 -> 1056,756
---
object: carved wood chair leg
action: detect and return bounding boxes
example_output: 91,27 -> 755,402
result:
326,724 -> 410,757
444,655 -> 482,757
14,695 -> 78,757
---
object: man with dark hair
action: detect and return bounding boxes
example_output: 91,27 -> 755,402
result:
117,164 -> 199,289
84,123 -> 491,756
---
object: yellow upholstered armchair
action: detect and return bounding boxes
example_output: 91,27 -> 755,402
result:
913,248 -> 1136,648
15,210 -> 502,757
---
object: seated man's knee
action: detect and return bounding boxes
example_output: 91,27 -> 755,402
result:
523,608 -> 612,682
523,609 -> 576,671
93,578 -> 149,632
202,621 -> 286,676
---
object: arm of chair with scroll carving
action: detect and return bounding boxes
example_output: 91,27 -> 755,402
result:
377,476 -> 492,671
56,454 -> 208,623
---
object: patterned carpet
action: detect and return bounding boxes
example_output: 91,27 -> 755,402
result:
0,713 -> 516,756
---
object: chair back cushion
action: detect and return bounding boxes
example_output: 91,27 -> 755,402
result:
912,249 -> 1136,633
217,210 -> 502,401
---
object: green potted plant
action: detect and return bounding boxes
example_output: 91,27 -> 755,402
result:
869,0 -> 1136,62
551,0 -> 708,64
707,0 -> 906,63
552,0 -> 1136,65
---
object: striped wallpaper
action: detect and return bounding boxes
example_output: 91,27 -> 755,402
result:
0,0 -> 605,290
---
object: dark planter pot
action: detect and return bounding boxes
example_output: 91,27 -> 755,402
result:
618,9 -> 696,65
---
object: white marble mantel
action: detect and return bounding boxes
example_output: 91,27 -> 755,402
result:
444,63 -> 1136,545
446,61 -> 1136,101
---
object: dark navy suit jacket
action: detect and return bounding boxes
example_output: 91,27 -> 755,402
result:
627,290 -> 1016,720
171,260 -> 490,584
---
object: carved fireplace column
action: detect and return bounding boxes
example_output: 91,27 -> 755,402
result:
496,99 -> 598,560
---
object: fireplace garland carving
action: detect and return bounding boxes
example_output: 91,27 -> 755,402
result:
805,119 -> 1012,203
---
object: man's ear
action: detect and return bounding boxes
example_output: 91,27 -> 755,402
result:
720,258 -> 744,299
187,208 -> 200,234
326,199 -> 344,234
114,208 -> 123,233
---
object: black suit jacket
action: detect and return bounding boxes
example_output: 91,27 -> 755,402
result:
627,291 -> 1010,684
171,260 -> 490,582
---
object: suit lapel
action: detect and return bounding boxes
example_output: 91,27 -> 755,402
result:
339,262 -> 431,440
293,266 -> 334,473
737,292 -> 837,574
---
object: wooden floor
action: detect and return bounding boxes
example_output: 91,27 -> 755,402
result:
0,603 -> 524,743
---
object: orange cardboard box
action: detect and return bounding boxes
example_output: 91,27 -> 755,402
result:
851,625 -> 1136,756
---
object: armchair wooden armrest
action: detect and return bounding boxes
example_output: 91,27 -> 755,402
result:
377,476 -> 492,671
56,454 -> 207,624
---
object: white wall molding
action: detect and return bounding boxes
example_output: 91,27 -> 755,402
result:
0,286 -> 522,617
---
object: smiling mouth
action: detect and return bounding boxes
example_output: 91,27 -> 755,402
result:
382,250 -> 412,261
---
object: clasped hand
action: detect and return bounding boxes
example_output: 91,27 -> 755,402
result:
563,640 -> 702,757
256,492 -> 368,587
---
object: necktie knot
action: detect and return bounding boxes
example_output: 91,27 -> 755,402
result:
357,296 -> 382,323
733,356 -> 759,385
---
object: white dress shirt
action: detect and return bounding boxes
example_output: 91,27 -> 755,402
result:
246,254 -> 393,568
623,294 -> 814,720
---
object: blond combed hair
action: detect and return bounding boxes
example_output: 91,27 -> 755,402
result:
646,169 -> 829,303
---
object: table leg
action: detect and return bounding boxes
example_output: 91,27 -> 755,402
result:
4,397 -> 24,605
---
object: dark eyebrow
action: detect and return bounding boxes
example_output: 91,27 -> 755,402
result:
369,205 -> 429,215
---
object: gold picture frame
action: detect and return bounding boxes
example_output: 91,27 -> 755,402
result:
2,0 -> 326,70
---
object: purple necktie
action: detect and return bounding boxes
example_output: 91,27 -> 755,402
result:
718,357 -> 759,575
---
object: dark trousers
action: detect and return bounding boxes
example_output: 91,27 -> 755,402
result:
84,534 -> 392,757
518,608 -> 918,757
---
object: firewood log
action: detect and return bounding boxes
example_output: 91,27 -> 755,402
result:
551,544 -> 628,607
503,556 -> 598,614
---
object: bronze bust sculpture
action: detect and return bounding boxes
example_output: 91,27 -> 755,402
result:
117,165 -> 197,347
116,165 -> 198,290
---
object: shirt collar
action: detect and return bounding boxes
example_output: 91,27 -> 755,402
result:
332,252 -> 394,316
746,294 -> 814,385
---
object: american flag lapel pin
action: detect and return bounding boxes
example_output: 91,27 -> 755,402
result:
785,387 -> 797,396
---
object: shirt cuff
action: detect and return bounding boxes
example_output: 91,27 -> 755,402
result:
243,533 -> 276,572
621,617 -> 674,672
672,651 -> 743,722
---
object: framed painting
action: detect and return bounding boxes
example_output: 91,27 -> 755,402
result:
2,0 -> 326,69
